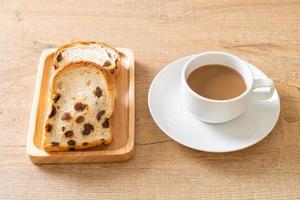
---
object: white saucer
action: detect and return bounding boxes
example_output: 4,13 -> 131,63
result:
148,56 -> 280,153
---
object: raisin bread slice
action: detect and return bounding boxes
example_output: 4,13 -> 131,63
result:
43,61 -> 114,152
53,41 -> 120,75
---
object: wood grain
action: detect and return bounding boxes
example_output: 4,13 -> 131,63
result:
27,48 -> 134,164
0,0 -> 299,199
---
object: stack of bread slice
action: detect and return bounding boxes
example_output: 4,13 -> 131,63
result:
43,41 -> 120,152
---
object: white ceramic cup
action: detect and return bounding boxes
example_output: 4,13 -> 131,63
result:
181,51 -> 275,123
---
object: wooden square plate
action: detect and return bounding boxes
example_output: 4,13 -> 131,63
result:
27,48 -> 134,164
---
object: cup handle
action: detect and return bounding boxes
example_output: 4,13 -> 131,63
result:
251,79 -> 275,100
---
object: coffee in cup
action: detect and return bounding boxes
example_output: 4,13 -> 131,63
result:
187,64 -> 246,100
181,51 -> 275,123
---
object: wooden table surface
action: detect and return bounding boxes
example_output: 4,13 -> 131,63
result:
0,0 -> 299,199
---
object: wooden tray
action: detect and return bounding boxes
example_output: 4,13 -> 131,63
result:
27,48 -> 135,164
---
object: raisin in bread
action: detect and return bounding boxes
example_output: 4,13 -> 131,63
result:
43,61 -> 114,151
54,41 -> 120,75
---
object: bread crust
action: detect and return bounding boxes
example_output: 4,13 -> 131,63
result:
53,41 -> 121,75
43,61 -> 115,152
